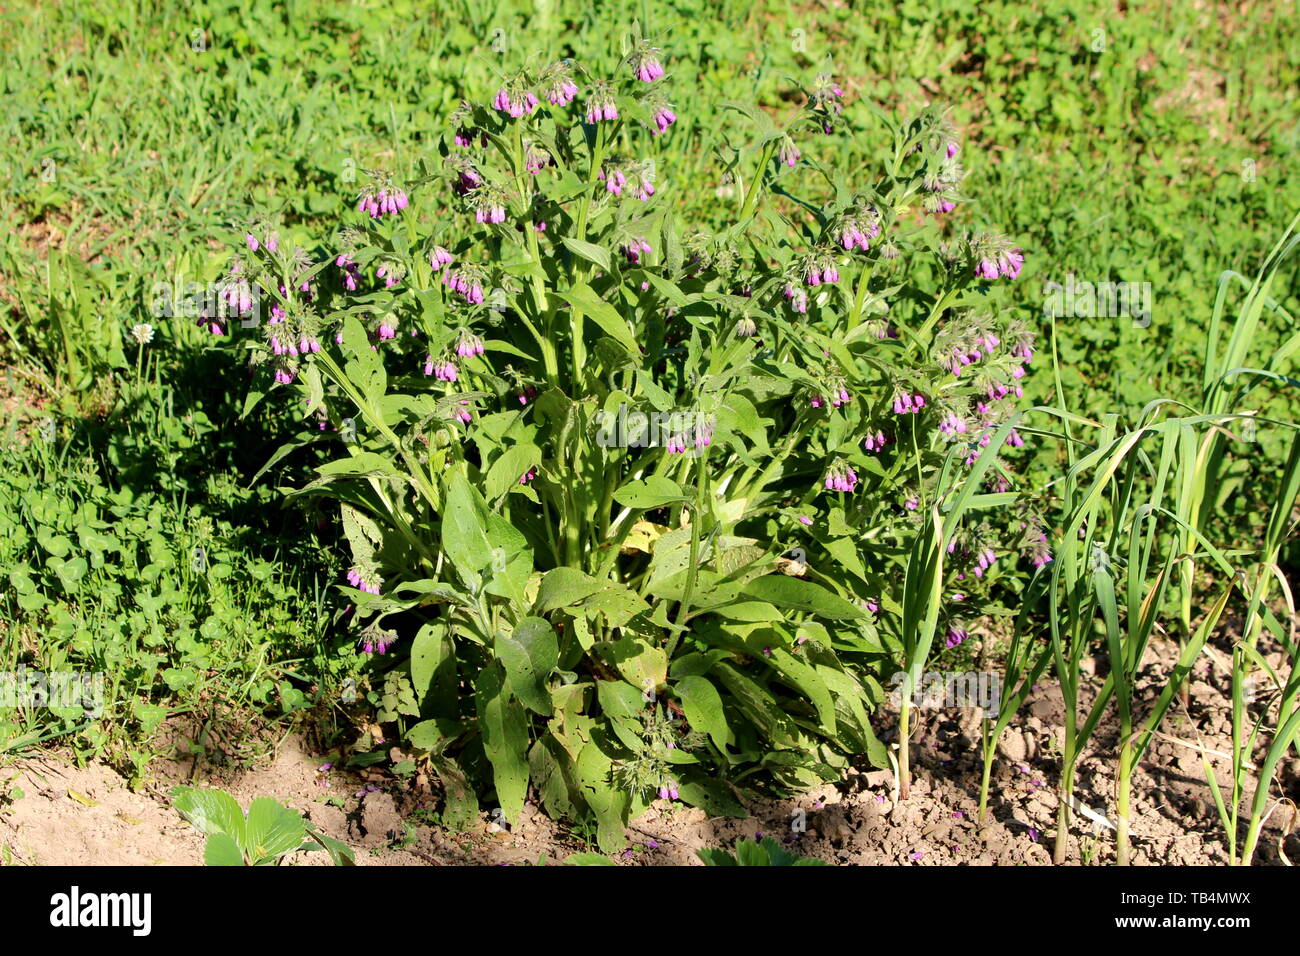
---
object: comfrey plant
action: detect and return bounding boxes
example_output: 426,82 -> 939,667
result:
218,36 -> 1045,848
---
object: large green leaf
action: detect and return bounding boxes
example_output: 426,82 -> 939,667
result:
442,473 -> 493,592
713,663 -> 797,746
741,576 -> 866,620
497,617 -> 558,715
484,513 -> 534,606
767,648 -> 836,733
429,756 -> 480,832
559,238 -> 612,272
536,567 -> 607,611
410,620 -> 458,718
243,797 -> 307,865
608,636 -> 668,695
576,734 -> 628,853
171,786 -> 246,842
475,663 -> 530,825
485,443 -> 542,500
563,282 -> 637,354
673,675 -> 730,751
613,475 -> 689,509
204,832 -> 244,866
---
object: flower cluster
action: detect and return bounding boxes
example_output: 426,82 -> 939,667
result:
808,72 -> 846,132
356,185 -> 408,219
824,462 -> 860,493
649,101 -> 677,135
585,84 -> 618,123
442,265 -> 486,305
783,283 -> 809,314
628,42 -> 665,83
963,233 -> 1025,281
336,253 -> 361,290
455,330 -> 484,358
802,252 -> 840,286
836,202 -> 883,251
347,566 -> 383,595
893,390 -> 927,414
358,623 -> 397,656
810,385 -> 852,409
863,430 -> 889,452
426,356 -> 458,381
778,136 -> 800,168
622,237 -> 653,263
493,79 -> 540,118
541,63 -> 579,106
429,245 -> 455,272
599,160 -> 656,201
937,410 -> 969,436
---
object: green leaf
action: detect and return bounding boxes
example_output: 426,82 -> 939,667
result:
536,567 -> 607,611
483,513 -> 534,606
642,271 -> 688,307
608,636 -> 668,694
576,735 -> 628,853
410,621 -> 458,718
203,832 -> 244,866
342,315 -> 386,404
563,283 -> 638,354
430,756 -> 480,831
713,663 -> 797,746
767,648 -> 836,733
582,583 -> 650,627
673,675 -> 730,751
485,444 -> 543,500
613,475 -> 688,509
442,472 -> 493,592
497,617 -> 558,715
406,718 -> 460,752
696,847 -> 738,866
741,576 -> 866,620
564,852 -> 617,866
171,785 -> 246,842
529,738 -> 578,820
677,777 -> 748,818
243,797 -> 306,864
735,840 -> 770,866
303,825 -> 356,866
475,663 -> 530,826
560,238 -> 612,272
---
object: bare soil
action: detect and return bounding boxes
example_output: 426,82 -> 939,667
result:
3,637 -> 1297,866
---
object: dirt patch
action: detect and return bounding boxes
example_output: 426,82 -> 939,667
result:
1,756 -> 205,866
2,637 -> 1296,866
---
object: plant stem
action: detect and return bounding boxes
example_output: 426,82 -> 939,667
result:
898,699 -> 912,799
1116,741 -> 1133,865
977,720 -> 994,822
667,448 -> 708,658
1239,818 -> 1264,866
1054,751 -> 1076,865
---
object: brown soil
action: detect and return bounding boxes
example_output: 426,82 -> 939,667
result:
2,637 -> 1297,867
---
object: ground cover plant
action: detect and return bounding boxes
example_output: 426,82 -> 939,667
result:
0,0 -> 1297,871
171,784 -> 353,865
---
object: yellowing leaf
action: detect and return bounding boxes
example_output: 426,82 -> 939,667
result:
620,520 -> 669,555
